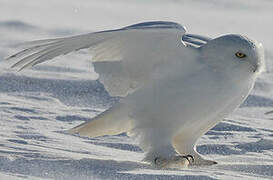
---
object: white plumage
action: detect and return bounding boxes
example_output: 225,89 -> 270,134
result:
7,21 -> 265,168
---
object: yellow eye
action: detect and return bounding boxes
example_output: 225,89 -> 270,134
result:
235,52 -> 246,58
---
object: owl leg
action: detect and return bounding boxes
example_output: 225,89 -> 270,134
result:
173,128 -> 218,166
154,154 -> 194,169
138,128 -> 195,168
143,143 -> 194,169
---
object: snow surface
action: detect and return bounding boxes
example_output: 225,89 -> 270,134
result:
0,0 -> 273,179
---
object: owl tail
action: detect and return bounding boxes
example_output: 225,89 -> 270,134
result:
68,103 -> 133,137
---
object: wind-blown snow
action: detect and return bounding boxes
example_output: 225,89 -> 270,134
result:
0,0 -> 272,179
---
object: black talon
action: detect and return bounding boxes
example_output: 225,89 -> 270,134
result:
182,155 -> 190,163
154,157 -> 159,164
182,154 -> 194,163
186,154 -> 194,163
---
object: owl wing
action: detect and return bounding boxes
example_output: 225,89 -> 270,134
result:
7,21 -> 187,97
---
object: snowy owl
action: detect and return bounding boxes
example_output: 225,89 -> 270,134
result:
7,21 -> 265,168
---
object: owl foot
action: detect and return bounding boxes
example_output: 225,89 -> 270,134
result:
154,154 -> 194,169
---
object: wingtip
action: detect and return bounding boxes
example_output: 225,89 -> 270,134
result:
5,52 -> 19,61
10,63 -> 25,72
5,56 -> 15,61
10,63 -> 18,69
9,63 -> 32,72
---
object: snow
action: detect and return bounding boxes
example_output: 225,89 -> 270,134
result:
0,0 -> 273,179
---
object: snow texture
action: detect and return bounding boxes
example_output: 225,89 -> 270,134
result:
0,0 -> 272,179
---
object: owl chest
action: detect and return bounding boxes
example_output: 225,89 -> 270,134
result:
154,69 -> 251,117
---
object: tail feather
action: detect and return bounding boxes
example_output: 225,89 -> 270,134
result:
68,103 -> 133,137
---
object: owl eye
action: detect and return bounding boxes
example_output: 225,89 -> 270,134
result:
235,52 -> 246,58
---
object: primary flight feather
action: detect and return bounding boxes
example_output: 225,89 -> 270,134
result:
7,21 -> 265,168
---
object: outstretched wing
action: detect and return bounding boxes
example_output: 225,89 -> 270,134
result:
7,21 -> 187,97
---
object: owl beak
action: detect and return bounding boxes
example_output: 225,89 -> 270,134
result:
254,43 -> 265,74
253,61 -> 265,74
252,64 -> 259,73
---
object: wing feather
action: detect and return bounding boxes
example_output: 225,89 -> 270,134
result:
7,21 -> 187,97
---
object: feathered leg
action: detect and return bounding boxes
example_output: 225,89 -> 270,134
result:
134,127 -> 194,169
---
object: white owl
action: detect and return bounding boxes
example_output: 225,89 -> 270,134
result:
7,21 -> 265,168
